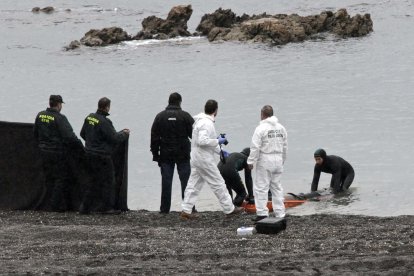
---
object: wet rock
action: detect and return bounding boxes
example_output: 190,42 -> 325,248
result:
80,27 -> 131,47
32,6 -> 55,14
133,5 -> 193,40
329,9 -> 373,37
196,8 -> 239,36
197,8 -> 373,45
64,40 -> 81,51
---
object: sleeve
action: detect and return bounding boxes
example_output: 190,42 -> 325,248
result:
282,126 -> 288,164
330,160 -> 343,193
102,119 -> 128,145
311,165 -> 321,192
196,121 -> 219,148
58,115 -> 83,150
186,113 -> 195,139
150,115 -> 161,160
80,119 -> 86,140
33,115 -> 39,143
247,126 -> 262,165
244,167 -> 254,197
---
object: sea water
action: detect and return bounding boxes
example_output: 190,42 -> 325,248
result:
1,0 -> 413,216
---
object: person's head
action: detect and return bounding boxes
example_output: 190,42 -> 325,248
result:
168,92 -> 182,106
241,147 -> 250,157
98,97 -> 111,113
314,148 -> 327,165
261,105 -> 273,120
49,95 -> 64,112
204,99 -> 218,116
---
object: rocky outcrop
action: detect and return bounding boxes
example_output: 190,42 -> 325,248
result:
197,8 -> 373,45
65,6 -> 373,49
133,5 -> 193,40
79,27 -> 131,47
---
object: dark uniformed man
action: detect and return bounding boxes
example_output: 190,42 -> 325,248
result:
311,148 -> 355,193
218,148 -> 254,206
150,92 -> 194,214
79,97 -> 130,214
33,95 -> 84,212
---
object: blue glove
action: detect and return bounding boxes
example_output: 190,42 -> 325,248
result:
222,150 -> 229,158
218,136 -> 227,145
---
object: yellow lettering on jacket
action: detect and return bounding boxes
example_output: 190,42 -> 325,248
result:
38,114 -> 55,124
87,116 -> 100,126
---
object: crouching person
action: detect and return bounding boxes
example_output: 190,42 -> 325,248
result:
218,148 -> 254,206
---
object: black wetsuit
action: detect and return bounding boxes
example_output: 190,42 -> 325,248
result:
80,110 -> 129,213
33,107 -> 84,211
311,155 -> 355,193
218,152 -> 253,206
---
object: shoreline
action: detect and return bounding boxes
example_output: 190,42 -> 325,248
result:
1,210 -> 413,275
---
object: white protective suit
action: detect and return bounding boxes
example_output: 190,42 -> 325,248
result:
181,113 -> 235,214
247,115 -> 288,217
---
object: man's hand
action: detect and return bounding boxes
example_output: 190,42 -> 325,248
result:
123,128 -> 130,135
248,164 -> 253,170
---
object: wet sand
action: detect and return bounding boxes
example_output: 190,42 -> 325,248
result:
1,210 -> 413,275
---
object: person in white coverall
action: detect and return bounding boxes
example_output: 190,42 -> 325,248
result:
247,105 -> 288,221
180,99 -> 244,219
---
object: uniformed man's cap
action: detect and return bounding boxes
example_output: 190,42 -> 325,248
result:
49,95 -> 64,104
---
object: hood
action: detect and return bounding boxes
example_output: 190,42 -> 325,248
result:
193,112 -> 214,124
260,115 -> 278,126
314,148 -> 327,159
193,112 -> 214,128
241,147 -> 250,156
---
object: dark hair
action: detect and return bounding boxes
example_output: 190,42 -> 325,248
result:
204,99 -> 218,115
261,105 -> 273,118
98,97 -> 111,110
49,95 -> 63,107
168,92 -> 182,105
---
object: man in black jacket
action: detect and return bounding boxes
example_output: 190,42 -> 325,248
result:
79,97 -> 130,214
311,148 -> 355,193
34,95 -> 84,212
218,148 -> 254,206
151,92 -> 194,214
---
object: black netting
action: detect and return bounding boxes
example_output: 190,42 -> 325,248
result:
0,120 -> 128,211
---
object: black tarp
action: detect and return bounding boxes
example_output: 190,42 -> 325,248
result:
0,120 -> 128,211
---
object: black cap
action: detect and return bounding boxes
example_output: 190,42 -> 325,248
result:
314,148 -> 327,159
49,95 -> 64,104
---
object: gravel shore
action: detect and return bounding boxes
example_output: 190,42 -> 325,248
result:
1,210 -> 413,275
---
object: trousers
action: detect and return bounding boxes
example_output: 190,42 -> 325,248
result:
182,161 -> 234,214
254,163 -> 285,218
159,161 -> 191,213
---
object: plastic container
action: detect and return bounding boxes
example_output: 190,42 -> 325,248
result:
237,226 -> 256,235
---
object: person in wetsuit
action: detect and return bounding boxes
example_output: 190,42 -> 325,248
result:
311,148 -> 355,193
218,148 -> 254,206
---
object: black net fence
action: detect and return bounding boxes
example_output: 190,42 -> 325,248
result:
0,120 -> 128,211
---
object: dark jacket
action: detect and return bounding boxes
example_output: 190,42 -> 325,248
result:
150,104 -> 194,163
80,110 -> 128,156
218,152 -> 253,190
34,108 -> 83,152
311,155 -> 354,192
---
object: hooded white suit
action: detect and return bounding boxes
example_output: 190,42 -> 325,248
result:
181,113 -> 235,214
247,115 -> 288,217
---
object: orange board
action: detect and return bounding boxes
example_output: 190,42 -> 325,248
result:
241,199 -> 306,213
